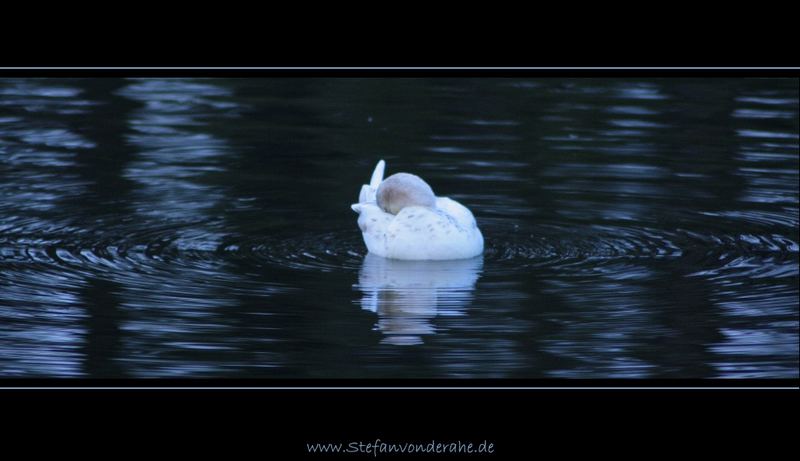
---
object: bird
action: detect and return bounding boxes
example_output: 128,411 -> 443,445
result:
350,160 -> 484,260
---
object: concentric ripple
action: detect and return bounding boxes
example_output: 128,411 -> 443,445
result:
221,229 -> 367,273
480,219 -> 798,280
3,216 -> 796,283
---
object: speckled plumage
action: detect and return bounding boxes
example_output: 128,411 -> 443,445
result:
351,160 -> 484,260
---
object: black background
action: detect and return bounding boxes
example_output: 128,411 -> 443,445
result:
3,388 -> 797,458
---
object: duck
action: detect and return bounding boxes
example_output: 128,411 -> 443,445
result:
350,160 -> 484,260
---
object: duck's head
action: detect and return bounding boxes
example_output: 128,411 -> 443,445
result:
377,172 -> 436,215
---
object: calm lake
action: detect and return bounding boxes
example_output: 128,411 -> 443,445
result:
0,77 -> 797,379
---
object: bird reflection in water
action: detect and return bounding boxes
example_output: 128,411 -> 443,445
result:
356,254 -> 483,345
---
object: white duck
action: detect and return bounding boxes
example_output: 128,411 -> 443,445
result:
350,160 -> 484,260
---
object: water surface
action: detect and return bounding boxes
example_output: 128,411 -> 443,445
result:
0,78 -> 797,378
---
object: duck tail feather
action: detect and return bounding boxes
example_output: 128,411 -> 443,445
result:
358,184 -> 373,205
369,159 -> 385,190
353,160 -> 386,212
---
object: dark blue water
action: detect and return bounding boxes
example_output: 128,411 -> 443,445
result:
0,78 -> 797,378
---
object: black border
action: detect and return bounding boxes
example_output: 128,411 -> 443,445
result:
0,378 -> 797,388
0,68 -> 799,78
4,388 -> 798,458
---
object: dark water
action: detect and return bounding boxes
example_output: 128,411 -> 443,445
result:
0,78 -> 797,379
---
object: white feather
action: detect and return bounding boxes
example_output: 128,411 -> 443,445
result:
369,159 -> 385,190
354,160 -> 386,209
351,160 -> 484,260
